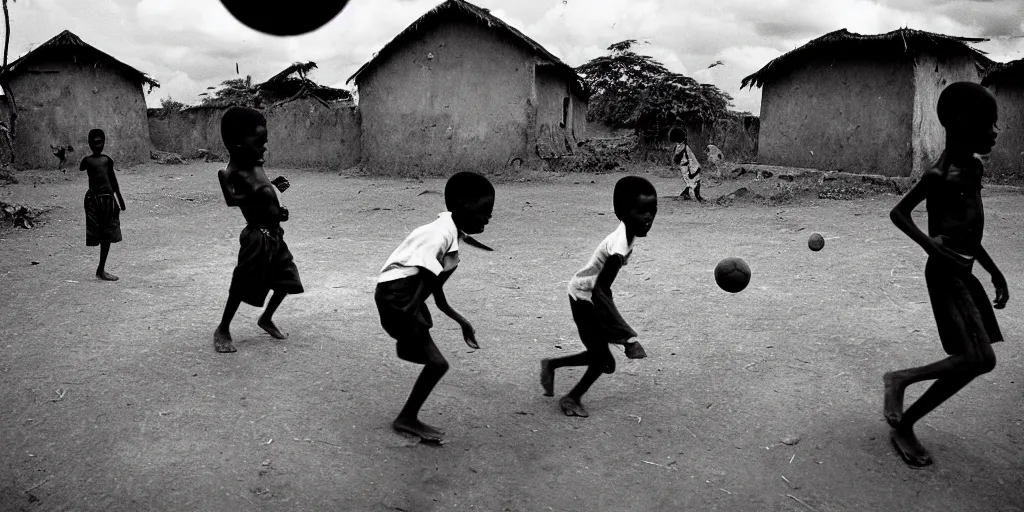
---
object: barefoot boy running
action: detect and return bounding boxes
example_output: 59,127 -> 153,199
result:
214,107 -> 304,353
375,171 -> 494,443
884,82 -> 1009,467
541,176 -> 657,417
80,129 -> 125,281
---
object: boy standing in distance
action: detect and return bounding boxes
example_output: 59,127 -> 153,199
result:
80,129 -> 125,281
214,107 -> 304,353
375,171 -> 494,443
884,82 -> 1009,467
541,176 -> 657,417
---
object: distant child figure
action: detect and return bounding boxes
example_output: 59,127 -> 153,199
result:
670,128 -> 703,201
375,171 -> 495,443
540,176 -> 657,417
705,144 -> 724,178
884,82 -> 1009,467
54,143 -> 74,173
80,129 -> 125,281
214,107 -> 304,353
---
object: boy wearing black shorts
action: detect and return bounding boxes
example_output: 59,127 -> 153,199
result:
80,129 -> 125,280
541,176 -> 657,417
375,171 -> 495,443
884,82 -> 1009,467
213,107 -> 304,353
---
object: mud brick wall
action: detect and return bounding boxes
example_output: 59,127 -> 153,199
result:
148,98 -> 360,170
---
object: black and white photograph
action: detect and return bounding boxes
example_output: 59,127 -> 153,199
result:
0,0 -> 1022,509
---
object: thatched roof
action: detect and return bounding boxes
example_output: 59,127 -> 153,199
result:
0,30 -> 159,90
741,28 -> 993,89
260,61 -> 320,87
346,0 -> 588,99
256,61 -> 352,103
981,58 -> 1024,87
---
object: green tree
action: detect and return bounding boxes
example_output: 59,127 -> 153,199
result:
199,75 -> 259,108
159,96 -> 186,114
575,40 -> 734,141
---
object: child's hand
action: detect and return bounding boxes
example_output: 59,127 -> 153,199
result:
271,176 -> 290,193
992,273 -> 1009,309
461,321 -> 479,349
279,207 -> 289,222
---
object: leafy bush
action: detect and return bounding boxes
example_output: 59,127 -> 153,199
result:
576,40 -> 735,141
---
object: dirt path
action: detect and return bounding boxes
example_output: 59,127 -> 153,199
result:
0,163 -> 1021,511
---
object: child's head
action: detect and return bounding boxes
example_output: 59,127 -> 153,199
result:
613,176 -> 658,237
445,171 -> 494,235
937,82 -> 998,155
669,127 -> 687,144
221,106 -> 268,165
88,129 -> 105,154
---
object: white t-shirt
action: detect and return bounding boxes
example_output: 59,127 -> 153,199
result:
378,212 -> 461,283
567,222 -> 632,302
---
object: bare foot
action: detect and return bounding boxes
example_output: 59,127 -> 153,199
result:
257,318 -> 288,339
96,271 -> 119,281
214,327 -> 236,353
419,421 -> 445,437
559,395 -> 588,417
883,372 -> 904,427
540,359 -> 554,396
890,426 -> 932,468
393,417 -> 445,443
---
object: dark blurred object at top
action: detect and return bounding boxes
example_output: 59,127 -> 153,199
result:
220,0 -> 350,36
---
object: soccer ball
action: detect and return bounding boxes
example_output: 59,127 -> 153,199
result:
220,0 -> 350,36
715,257 -> 751,293
808,233 -> 825,252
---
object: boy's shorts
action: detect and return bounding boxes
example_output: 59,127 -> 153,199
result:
925,257 -> 1003,355
375,275 -> 434,363
229,225 -> 304,307
84,191 -> 122,246
569,285 -> 638,374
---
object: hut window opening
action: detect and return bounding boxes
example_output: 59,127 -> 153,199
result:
561,97 -> 569,128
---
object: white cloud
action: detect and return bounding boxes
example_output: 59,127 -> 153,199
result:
137,0 -> 251,40
0,0 -> 1020,115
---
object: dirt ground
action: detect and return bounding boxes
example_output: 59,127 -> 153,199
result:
0,162 -> 1022,512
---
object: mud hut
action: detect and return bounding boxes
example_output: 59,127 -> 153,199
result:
0,30 -> 159,169
347,0 -> 589,174
982,59 -> 1023,181
741,28 -> 993,177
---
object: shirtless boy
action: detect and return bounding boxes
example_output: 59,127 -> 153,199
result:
213,107 -> 304,353
80,129 -> 125,281
884,82 -> 1009,467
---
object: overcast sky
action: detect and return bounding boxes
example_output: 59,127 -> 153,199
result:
10,0 -> 1024,114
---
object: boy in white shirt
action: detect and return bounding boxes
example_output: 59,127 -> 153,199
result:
540,176 -> 658,417
374,171 -> 495,443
